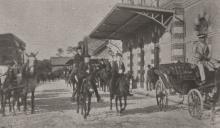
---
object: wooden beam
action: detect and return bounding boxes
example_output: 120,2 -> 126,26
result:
136,12 -> 166,29
109,14 -> 140,37
164,16 -> 173,25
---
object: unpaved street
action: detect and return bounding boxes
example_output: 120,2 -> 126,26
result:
0,80 -> 219,128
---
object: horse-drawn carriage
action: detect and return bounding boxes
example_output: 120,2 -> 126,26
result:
0,34 -> 39,116
154,62 -> 220,119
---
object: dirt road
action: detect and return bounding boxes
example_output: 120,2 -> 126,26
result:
0,80 -> 219,128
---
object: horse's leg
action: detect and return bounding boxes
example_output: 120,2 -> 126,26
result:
211,102 -> 216,124
12,94 -> 16,115
72,83 -> 77,102
72,86 -> 75,101
81,95 -> 84,115
23,91 -> 27,112
110,94 -> 113,110
119,97 -> 122,113
115,96 -> 119,113
17,95 -> 21,112
122,96 -> 127,112
31,89 -> 35,114
83,96 -> 87,119
9,94 -> 12,112
2,93 -> 6,116
76,93 -> 79,113
104,83 -> 106,92
87,95 -> 91,116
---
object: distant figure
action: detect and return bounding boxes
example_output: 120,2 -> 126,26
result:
146,65 -> 152,91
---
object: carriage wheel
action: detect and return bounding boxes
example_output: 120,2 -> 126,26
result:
187,89 -> 203,119
155,78 -> 168,111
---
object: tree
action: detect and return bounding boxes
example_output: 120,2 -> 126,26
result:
56,48 -> 64,57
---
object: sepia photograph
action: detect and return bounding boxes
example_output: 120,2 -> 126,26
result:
0,0 -> 220,128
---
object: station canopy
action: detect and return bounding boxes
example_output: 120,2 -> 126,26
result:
90,3 -> 174,40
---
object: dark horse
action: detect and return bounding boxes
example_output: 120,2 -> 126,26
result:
110,73 -> 131,113
78,74 -> 94,119
76,65 -> 101,119
209,67 -> 220,123
96,60 -> 112,92
1,66 -> 18,116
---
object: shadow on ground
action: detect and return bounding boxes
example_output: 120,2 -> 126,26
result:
121,105 -> 179,116
34,91 -> 134,113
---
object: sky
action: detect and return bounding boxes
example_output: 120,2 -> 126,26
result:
0,0 -> 120,59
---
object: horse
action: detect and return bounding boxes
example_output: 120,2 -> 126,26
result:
96,60 -> 112,92
21,52 -> 40,114
0,65 -> 8,113
78,74 -> 94,119
110,73 -> 131,113
0,64 -> 24,116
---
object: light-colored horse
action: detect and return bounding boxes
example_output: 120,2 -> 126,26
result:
22,52 -> 39,114
0,65 -> 9,113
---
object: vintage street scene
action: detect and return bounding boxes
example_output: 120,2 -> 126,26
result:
0,0 -> 220,128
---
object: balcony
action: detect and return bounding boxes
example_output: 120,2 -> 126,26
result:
120,0 -> 174,7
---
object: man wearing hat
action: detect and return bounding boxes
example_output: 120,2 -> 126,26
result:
74,46 -> 84,68
72,46 -> 84,86
77,53 -> 102,102
111,52 -> 132,95
193,34 -> 211,85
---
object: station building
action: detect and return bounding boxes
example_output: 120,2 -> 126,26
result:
90,0 -> 220,89
0,33 -> 26,66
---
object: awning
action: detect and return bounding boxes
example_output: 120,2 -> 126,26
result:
90,3 -> 174,40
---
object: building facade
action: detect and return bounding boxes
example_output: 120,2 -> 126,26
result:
90,0 -> 220,89
0,33 -> 26,66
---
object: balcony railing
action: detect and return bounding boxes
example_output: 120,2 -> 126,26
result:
120,0 -> 157,6
120,0 -> 174,7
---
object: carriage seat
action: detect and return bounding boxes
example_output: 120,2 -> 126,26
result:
159,62 -> 196,81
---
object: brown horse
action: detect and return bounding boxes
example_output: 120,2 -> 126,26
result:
96,60 -> 112,92
110,73 -> 131,113
78,75 -> 94,119
210,67 -> 220,123
1,65 -> 24,116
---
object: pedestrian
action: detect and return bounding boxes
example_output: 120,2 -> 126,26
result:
146,65 -> 152,91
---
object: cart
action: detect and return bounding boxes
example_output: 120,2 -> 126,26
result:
154,62 -> 220,119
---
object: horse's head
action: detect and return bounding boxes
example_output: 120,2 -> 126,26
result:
25,52 -> 38,76
83,76 -> 94,94
0,65 -> 8,85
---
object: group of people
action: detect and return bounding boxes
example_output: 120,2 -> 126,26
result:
69,46 -> 132,103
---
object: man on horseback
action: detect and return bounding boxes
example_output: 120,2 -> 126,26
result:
68,46 -> 84,100
111,53 -> 132,96
72,46 -> 84,80
77,54 -> 102,102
